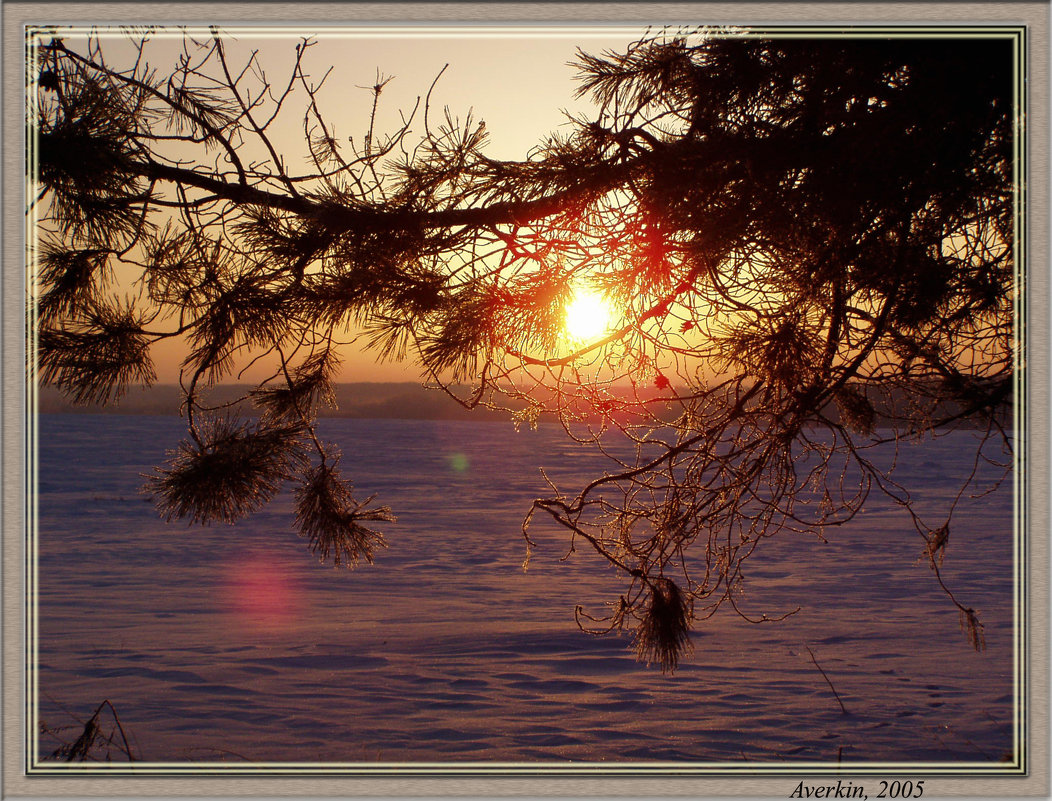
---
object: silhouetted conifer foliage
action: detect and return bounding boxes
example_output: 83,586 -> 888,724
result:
30,28 -> 1017,671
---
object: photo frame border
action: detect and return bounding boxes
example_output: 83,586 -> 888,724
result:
4,2 -> 1048,798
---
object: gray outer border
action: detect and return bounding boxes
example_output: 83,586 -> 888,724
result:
3,3 -> 1048,798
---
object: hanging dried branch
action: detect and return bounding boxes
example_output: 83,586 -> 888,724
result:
634,577 -> 694,673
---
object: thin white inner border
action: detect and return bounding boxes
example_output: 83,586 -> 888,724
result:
7,8 -> 1046,798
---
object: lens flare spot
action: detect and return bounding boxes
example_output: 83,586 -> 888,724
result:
221,553 -> 300,627
446,452 -> 470,473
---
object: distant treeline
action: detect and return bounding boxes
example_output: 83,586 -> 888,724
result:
35,383 -> 510,421
35,380 -> 1009,429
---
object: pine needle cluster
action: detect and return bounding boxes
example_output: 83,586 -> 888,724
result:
251,350 -> 341,422
294,463 -> 394,567
147,416 -> 306,525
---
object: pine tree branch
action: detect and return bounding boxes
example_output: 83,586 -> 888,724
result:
139,157 -> 636,235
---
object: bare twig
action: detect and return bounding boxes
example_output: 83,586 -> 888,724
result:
806,646 -> 848,716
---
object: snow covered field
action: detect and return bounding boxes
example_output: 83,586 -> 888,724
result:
31,414 -> 1017,766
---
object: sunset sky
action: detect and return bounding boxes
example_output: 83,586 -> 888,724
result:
95,26 -> 648,383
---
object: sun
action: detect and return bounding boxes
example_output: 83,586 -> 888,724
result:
564,288 -> 613,342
